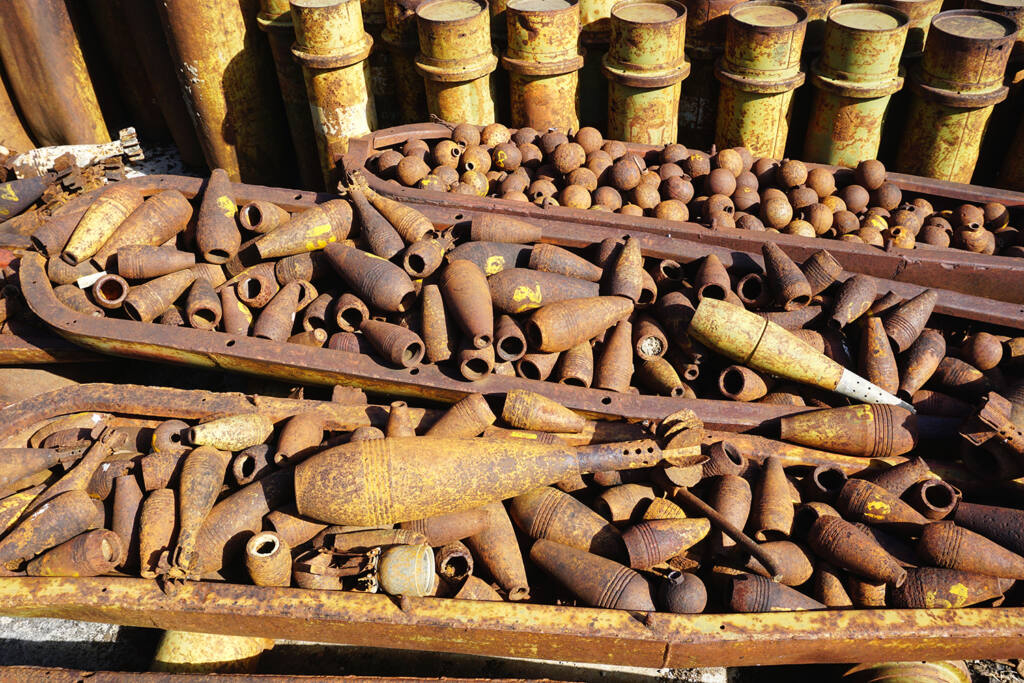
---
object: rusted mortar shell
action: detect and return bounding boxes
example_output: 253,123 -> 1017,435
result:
800,250 -> 843,296
31,212 -> 84,260
637,356 -> 692,397
27,427 -> 124,513
511,486 -> 626,558
220,285 -> 253,336
853,523 -> 919,566
0,449 -> 63,492
503,0 -> 584,131
0,175 -> 51,221
884,0 -> 943,57
116,246 -> 197,281
195,170 -> 242,265
61,185 -> 145,267
273,414 -> 325,465
934,356 -> 991,397
122,269 -> 197,324
243,531 -> 292,587
530,243 -> 604,282
252,282 -> 301,342
859,316 -> 899,396
730,572 -> 826,611
708,474 -> 752,554
657,572 -> 707,613
151,420 -> 191,460
384,401 -> 417,438
813,561 -> 853,606
172,446 -> 231,577
454,575 -> 504,600
703,442 -> 748,478
330,293 -> 368,333
868,456 -> 930,496
239,201 -> 290,234
762,243 -> 812,311
192,263 -> 228,288
891,566 -> 1013,607
361,180 -> 437,244
954,501 -> 1024,557
836,478 -> 928,533
346,182 -> 405,259
296,437 -> 662,525
905,480 -> 959,520
0,486 -> 46,539
402,239 -> 446,278
92,191 -> 194,269
188,415 -> 275,452
46,257 -> 97,289
595,319 -> 634,392
440,259 -> 494,348
302,293 -> 334,333
779,404 -> 918,457
266,506 -> 328,548
846,576 -> 887,607
458,341 -> 496,380
606,235 -> 644,302
378,543 -> 438,597
182,279 -> 221,331
750,456 -> 794,541
882,288 -> 937,353
919,520 -> 1024,579
718,365 -> 771,402
437,540 -> 475,582
426,393 -> 497,437
111,474 -> 143,570
489,268 -> 601,314
448,241 -> 532,275
623,518 -> 711,569
232,445 -> 274,487
360,319 -> 426,367
527,296 -> 634,352
53,285 -> 102,318
744,540 -> 814,585
469,215 -> 542,244
530,538 -> 655,610
415,0 -> 498,125
961,332 -> 1003,371
898,328 -> 946,398
495,315 -> 528,362
234,263 -> 280,309
467,500 -> 530,599
401,508 -> 489,545
829,274 -> 877,328
714,2 -> 807,157
255,200 -> 353,260
25,528 -> 123,577
326,243 -> 416,313
0,490 -> 100,568
791,501 -> 841,538
632,315 -> 668,360
138,488 -> 176,578
803,4 -> 909,166
807,515 -> 907,585
421,284 -> 457,363
503,389 -> 588,433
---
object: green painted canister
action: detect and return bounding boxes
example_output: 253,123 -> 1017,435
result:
604,0 -> 690,143
714,1 -> 807,157
415,0 -> 499,126
896,10 -> 1017,182
802,3 -> 909,167
383,0 -> 429,123
964,0 -> 1023,65
503,0 -> 584,131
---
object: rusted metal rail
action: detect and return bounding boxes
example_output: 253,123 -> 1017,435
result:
0,320 -> 98,364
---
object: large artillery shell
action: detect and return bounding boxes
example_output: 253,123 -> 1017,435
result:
882,288 -> 937,353
379,544 -> 438,597
92,191 -> 194,269
808,515 -> 906,585
138,488 -> 176,578
836,478 -> 928,533
869,456 -> 930,496
111,473 -> 142,570
123,269 -> 197,323
606,235 -> 644,301
273,414 -> 324,464
898,328 -> 945,397
729,573 -> 826,611
440,259 -> 493,348
173,446 -> 231,577
294,437 -> 661,525
360,182 -> 436,243
0,448 -> 63,492
594,319 -> 633,392
116,246 -> 197,281
708,474 -> 752,554
510,486 -> 625,559
891,567 -> 1013,608
188,414 -> 275,452
750,456 -> 793,541
466,500 -> 530,600
245,531 -> 292,587
184,279 -> 222,330
623,518 -> 711,570
489,268 -> 600,314
744,540 -> 814,586
829,274 -> 877,328
253,281 -> 302,341
527,296 -> 634,352
401,507 -> 489,546
25,529 -> 123,577
348,182 -> 405,259
196,169 -> 241,265
530,538 -> 655,611
325,243 -> 416,312
502,389 -> 587,433
425,393 -> 496,437
918,521 -> 1024,580
61,185 -> 145,266
530,243 -> 604,282
471,215 -> 543,243
0,490 -> 100,568
859,316 -> 899,395
779,404 -> 917,457
220,285 -> 253,336
762,242 -> 812,310
255,200 -> 353,259
360,319 -> 425,367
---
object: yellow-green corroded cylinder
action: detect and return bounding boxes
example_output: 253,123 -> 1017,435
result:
503,0 -> 584,131
964,0 -> 1024,64
604,0 -> 689,143
881,0 -> 944,57
291,0 -> 377,187
383,0 -> 429,123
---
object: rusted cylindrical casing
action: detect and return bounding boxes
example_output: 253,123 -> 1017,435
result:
401,508 -> 489,545
255,200 -> 352,259
252,281 -> 301,342
325,243 -> 416,313
803,4 -> 909,166
245,531 -> 293,587
123,269 -> 197,324
729,572 -> 826,611
93,191 -> 194,270
954,501 -> 1024,557
622,518 -> 711,569
273,414 -> 325,465
883,0 -> 944,57
637,356 -> 692,397
918,520 -> 1024,579
115,246 -> 197,282
426,393 -> 497,437
715,1 -> 807,157
750,456 -> 794,541
780,404 -> 917,458
829,274 -> 877,328
25,529 -> 123,577
594,319 -> 634,392
183,279 -> 222,331
869,456 -> 930,495
807,515 -> 907,585
744,540 -> 814,586
708,474 -> 752,554
377,543 -> 438,597
529,243 -> 604,283
111,473 -> 142,571
232,445 -> 274,487
530,538 -> 655,610
360,319 -> 426,367
416,0 -> 499,125
292,0 -> 377,186
511,486 -> 626,558
467,500 -> 530,599
891,566 -> 1013,607
0,490 -> 100,568
138,488 -> 176,578
859,316 -> 899,396
503,389 -> 588,433
603,0 -> 689,144
763,242 -> 813,311
383,0 -> 430,123
837,478 -> 928,534
347,182 -> 405,259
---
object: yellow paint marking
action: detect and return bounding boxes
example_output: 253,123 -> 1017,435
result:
217,195 -> 237,217
509,431 -> 538,440
511,284 -> 542,312
484,255 -> 505,275
0,184 -> 18,202
863,499 -> 891,520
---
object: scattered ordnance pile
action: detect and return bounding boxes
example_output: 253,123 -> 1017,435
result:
1,388 -> 1022,614
371,125 -> 1021,255
25,172 -> 1024,409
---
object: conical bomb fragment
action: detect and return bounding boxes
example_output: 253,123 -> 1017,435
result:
116,245 -> 196,281
386,402 -> 416,438
813,561 -> 853,607
239,200 -> 290,234
196,169 -> 241,264
494,315 -> 527,362
245,531 -> 292,587
502,390 -> 587,433
606,236 -> 643,302
184,278 -> 222,330
729,573 -> 826,612
807,515 -> 907,586
360,181 -> 436,243
837,479 -> 927,533
401,508 -> 489,546
517,351 -> 560,380
847,576 -> 887,607
595,484 -> 658,524
123,269 -> 197,323
188,414 -> 274,452
294,437 -> 663,525
530,539 -> 655,611
426,393 -> 496,437
638,357 -> 692,397
489,268 -> 600,314
954,502 -> 1024,557
869,457 -> 931,496
458,341 -> 495,380
918,521 -> 1024,580
0,490 -> 100,568
325,243 -> 416,313
594,319 -> 633,392
763,243 -> 812,311
347,181 -> 405,259
436,540 -> 473,583
62,185 -> 145,266
0,448 -> 63,492
623,518 -> 711,570
402,239 -> 446,278
0,174 -> 53,219
530,243 -> 603,282
718,365 -> 770,402
829,275 -> 877,328
235,262 -> 279,308
905,479 -> 959,520
138,488 -> 176,578
172,446 -> 231,577
266,506 -> 327,548
471,214 -> 542,243
695,254 -> 732,301
780,404 -> 917,457
421,284 -> 457,363
220,284 -> 252,336
891,567 -> 1012,608
466,501 -> 530,600
744,541 -> 814,586
510,486 -> 625,560
707,474 -> 751,554
750,457 -> 794,541
527,296 -> 633,352
25,529 -> 123,577
273,413 -> 324,464
933,357 -> 990,397
448,241 -> 532,275
111,473 -> 142,570
360,319 -> 425,367
255,200 -> 352,258
859,316 -> 899,395
440,259 -> 493,348
276,251 -> 330,285
883,289 -> 937,352
800,251 -> 842,296
898,329 -> 946,397
253,281 -> 301,341
92,190 -> 193,268
31,211 -> 81,258
454,576 -> 504,601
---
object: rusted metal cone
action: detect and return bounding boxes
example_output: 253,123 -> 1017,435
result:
347,182 -> 405,259
882,289 -> 937,353
294,437 -> 662,525
763,242 -> 812,311
637,356 -> 693,397
708,474 -> 752,554
139,488 -> 176,578
954,502 -> 1024,557
235,262 -> 280,309
527,296 -> 634,352
853,522 -> 919,568
255,199 -> 352,259
530,538 -> 655,611
245,531 -> 292,587
379,543 -> 438,597
458,341 -> 495,380
860,316 -> 899,395
252,281 -> 301,341
502,389 -> 587,433
0,490 -> 100,568
385,401 -> 417,438
48,257 -> 98,289
276,251 -> 330,285
421,283 -> 456,363
510,486 -> 625,560
440,259 -> 493,348
836,479 -> 928,533
905,479 -> 959,520
918,521 -> 1024,580
744,540 -> 814,586
61,185 -> 145,266
729,573 -> 826,612
594,319 -> 634,392
25,528 -> 123,577
623,518 -> 711,570
847,576 -> 888,607
220,285 -> 253,336
868,456 -> 931,496
891,567 -> 1014,608
402,239 -> 446,278
172,446 -> 231,578
360,319 -> 426,368
425,393 -> 496,437
517,351 -> 560,380
93,191 -> 194,268
489,268 -> 600,314
111,473 -> 142,570
606,236 -> 643,302
273,413 -> 324,464
494,315 -> 527,362
695,254 -> 732,302
829,274 -> 877,329
454,575 -> 504,601
933,356 -> 991,397
750,456 -> 794,541
898,329 -> 946,398
325,243 -> 416,313
554,341 -> 594,387
813,561 -> 853,607
466,500 -> 530,600
360,182 -> 436,244
115,245 -> 196,281
188,414 -> 274,452
471,214 -> 542,243
658,572 -> 708,613
718,365 -> 770,402
123,268 -> 196,323
329,293 -> 367,334
184,278 -> 222,330
436,540 -> 474,583
196,169 -> 242,265
800,251 -> 843,296
779,404 -> 918,458
0,487 -> 45,538
0,448 -> 63,492
595,484 -> 658,524
232,445 -> 273,486
807,515 -> 907,586
401,508 -> 490,546
239,200 -> 290,234
265,506 -> 326,549
530,243 -> 604,283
